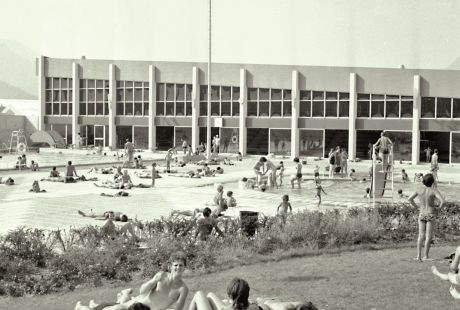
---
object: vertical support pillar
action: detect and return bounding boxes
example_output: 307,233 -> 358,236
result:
239,69 -> 247,155
71,63 -> 80,144
291,71 -> 300,158
108,64 -> 116,149
192,67 -> 200,150
38,56 -> 46,131
148,65 -> 157,151
412,75 -> 421,165
348,73 -> 357,160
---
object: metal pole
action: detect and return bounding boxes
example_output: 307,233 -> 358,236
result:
206,0 -> 212,159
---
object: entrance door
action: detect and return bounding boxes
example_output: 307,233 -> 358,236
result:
451,132 -> 460,164
94,125 -> 105,148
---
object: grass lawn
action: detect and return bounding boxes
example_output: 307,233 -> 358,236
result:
2,243 -> 460,310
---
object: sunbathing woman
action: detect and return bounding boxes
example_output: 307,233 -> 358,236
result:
94,181 -> 132,190
171,185 -> 227,217
188,278 -> 259,310
88,167 -> 114,174
79,210 -> 124,220
0,177 -> 15,185
168,171 -> 201,179
135,170 -> 162,179
97,211 -> 141,241
198,164 -> 216,177
257,298 -> 318,310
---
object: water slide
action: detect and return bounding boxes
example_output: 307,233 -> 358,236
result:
369,163 -> 388,198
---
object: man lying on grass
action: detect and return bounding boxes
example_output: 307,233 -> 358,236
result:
75,251 -> 189,310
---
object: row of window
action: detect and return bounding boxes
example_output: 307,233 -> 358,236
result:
421,97 -> 460,118
45,78 -> 74,89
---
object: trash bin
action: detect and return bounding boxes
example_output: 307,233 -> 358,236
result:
240,211 -> 259,237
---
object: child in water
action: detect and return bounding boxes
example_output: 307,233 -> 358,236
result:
401,169 -> 409,183
314,172 -> 327,208
277,194 -> 292,224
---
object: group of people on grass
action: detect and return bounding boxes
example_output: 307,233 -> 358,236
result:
75,252 -> 318,310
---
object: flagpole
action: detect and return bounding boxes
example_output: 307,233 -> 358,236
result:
206,0 -> 212,159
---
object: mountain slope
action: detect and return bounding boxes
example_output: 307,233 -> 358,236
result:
0,79 -> 37,99
445,57 -> 460,70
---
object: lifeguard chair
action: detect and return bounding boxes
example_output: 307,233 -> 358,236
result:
9,129 -> 28,155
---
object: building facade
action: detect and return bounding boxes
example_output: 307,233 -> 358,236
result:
38,56 -> 460,164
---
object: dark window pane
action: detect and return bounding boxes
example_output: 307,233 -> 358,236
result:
259,88 -> 269,100
96,102 -> 103,116
88,79 -> 95,88
53,90 -> 60,102
184,84 -> 192,101
116,81 -> 123,87
53,102 -> 60,115
104,80 -> 109,88
221,87 -> 231,100
211,86 -> 220,100
372,94 -> 384,100
272,89 -> 282,100
232,102 -> 240,116
248,88 -> 257,101
326,101 -> 337,117
166,102 -> 174,116
105,89 -> 109,102
61,102 -> 68,115
401,101 -> 413,118
454,99 -> 460,118
283,90 -> 292,100
134,88 -> 142,101
221,101 -> 231,116
248,102 -> 257,116
211,102 -> 220,116
80,102 -> 86,115
401,96 -> 412,100
386,95 -> 399,100
200,85 -> 208,101
134,102 -> 143,116
283,101 -> 292,117
80,79 -> 86,88
271,101 -> 281,116
46,78 -> 51,89
156,102 -> 165,116
69,102 -> 73,115
88,90 -> 95,102
437,97 -> 451,118
259,102 -> 269,116
357,101 -> 370,117
339,101 -> 349,117
143,88 -> 149,101
80,90 -> 86,102
358,93 -> 370,100
233,87 -> 240,101
134,81 -> 142,87
300,90 -> 311,100
300,101 -> 311,117
386,101 -> 399,118
46,102 -> 52,115
69,90 -> 73,102
125,102 -> 133,116
61,78 -> 68,89
61,90 -> 68,102
125,81 -> 133,87
421,97 -> 435,118
186,102 -> 192,116
88,102 -> 95,115
96,90 -> 103,102
326,92 -> 337,100
104,102 -> 109,115
313,91 -> 324,100
96,80 -> 103,88
200,102 -> 207,116
53,78 -> 60,89
339,92 -> 349,100
143,102 -> 149,116
371,101 -> 384,117
312,101 -> 324,117
125,88 -> 133,102
166,84 -> 174,101
156,83 -> 165,101
46,90 -> 51,102
176,84 -> 185,101
176,102 -> 185,116
116,102 -> 124,115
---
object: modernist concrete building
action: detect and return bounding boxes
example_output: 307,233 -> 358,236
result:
37,56 -> 460,164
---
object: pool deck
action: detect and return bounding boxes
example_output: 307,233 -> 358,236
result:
1,153 -> 459,234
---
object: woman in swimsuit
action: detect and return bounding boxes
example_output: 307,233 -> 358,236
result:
291,157 -> 302,189
260,157 -> 278,188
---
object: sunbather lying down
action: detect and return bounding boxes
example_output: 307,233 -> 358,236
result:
0,177 -> 15,185
95,181 -> 133,190
78,210 -> 141,224
171,203 -> 228,218
168,171 -> 201,178
88,167 -> 114,174
134,170 -> 162,179
101,191 -> 130,197
29,180 -> 46,193
257,297 -> 318,310
41,175 -> 98,182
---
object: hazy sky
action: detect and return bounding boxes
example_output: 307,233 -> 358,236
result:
1,0 -> 459,69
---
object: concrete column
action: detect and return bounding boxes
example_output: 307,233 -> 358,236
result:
148,65 -> 157,151
291,71 -> 300,158
239,69 -> 247,155
191,67 -> 200,149
71,63 -> 80,144
108,64 -> 116,149
38,56 -> 46,131
412,75 -> 421,165
348,73 -> 357,160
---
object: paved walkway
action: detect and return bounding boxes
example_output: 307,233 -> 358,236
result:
1,154 -> 459,234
